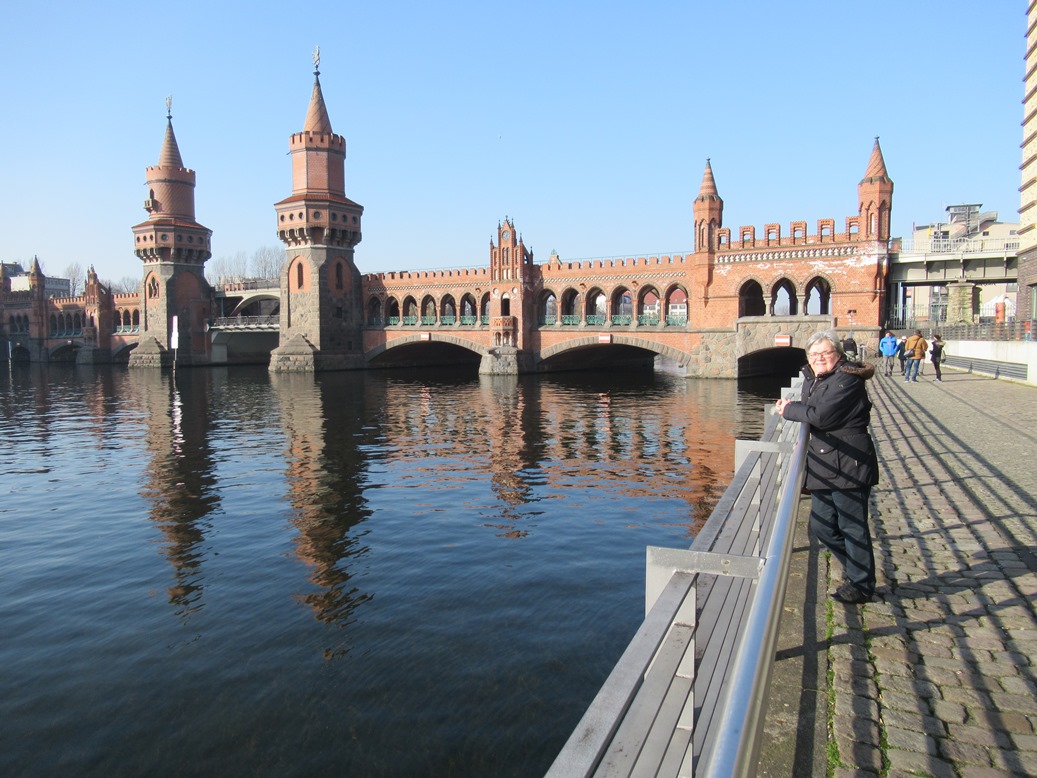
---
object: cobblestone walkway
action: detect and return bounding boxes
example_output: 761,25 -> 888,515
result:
827,368 -> 1037,777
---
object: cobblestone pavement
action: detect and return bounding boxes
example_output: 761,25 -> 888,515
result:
827,367 -> 1037,777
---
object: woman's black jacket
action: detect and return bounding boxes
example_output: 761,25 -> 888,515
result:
780,360 -> 879,492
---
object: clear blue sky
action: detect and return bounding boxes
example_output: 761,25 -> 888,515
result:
1,1 -> 1024,284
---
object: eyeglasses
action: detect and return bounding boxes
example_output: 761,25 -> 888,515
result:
807,350 -> 838,361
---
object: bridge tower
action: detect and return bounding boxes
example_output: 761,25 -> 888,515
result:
129,100 -> 214,368
270,52 -> 365,372
857,137 -> 894,325
478,218 -> 536,374
858,137 -> 893,242
691,160 -> 723,314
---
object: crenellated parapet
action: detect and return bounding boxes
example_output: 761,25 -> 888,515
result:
541,253 -> 689,275
713,217 -> 869,255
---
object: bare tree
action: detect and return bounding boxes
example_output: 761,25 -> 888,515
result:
206,251 -> 250,285
251,246 -> 284,281
64,262 -> 84,296
107,277 -> 142,295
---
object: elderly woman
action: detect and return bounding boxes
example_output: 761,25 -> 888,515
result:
775,330 -> 879,604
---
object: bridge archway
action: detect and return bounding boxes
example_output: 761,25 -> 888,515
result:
48,342 -> 79,362
112,342 -> 137,363
537,335 -> 692,373
735,316 -> 832,378
737,346 -> 805,381
365,333 -> 488,369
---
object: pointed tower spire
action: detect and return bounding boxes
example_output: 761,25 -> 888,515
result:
697,158 -> 719,200
857,137 -> 894,240
861,137 -> 891,184
304,46 -> 333,134
158,96 -> 185,168
693,158 -> 723,254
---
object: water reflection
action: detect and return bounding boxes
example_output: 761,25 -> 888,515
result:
272,373 -> 373,656
132,369 -> 221,618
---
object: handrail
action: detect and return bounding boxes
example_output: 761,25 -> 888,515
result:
699,421 -> 809,777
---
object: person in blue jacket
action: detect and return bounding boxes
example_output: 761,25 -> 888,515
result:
775,330 -> 879,604
878,331 -> 898,377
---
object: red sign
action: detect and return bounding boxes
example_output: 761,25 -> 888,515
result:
774,335 -> 792,347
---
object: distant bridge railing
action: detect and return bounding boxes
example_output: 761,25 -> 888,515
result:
896,236 -> 1019,256
548,384 -> 808,777
209,315 -> 279,331
214,279 -> 280,294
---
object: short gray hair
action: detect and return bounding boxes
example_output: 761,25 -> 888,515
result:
805,329 -> 844,356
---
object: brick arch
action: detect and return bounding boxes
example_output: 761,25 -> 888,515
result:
663,281 -> 689,301
803,274 -> 835,316
585,287 -> 607,317
764,273 -> 804,296
537,288 -> 560,324
738,277 -> 767,317
366,294 -> 383,324
363,332 -> 490,362
769,277 -> 799,316
420,294 -> 437,319
537,334 -> 692,366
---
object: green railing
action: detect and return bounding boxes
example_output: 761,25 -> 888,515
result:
561,315 -> 580,326
402,316 -> 418,326
388,316 -> 400,325
480,316 -> 490,325
666,315 -> 688,326
611,315 -> 632,326
586,315 -> 606,326
440,316 -> 456,325
638,315 -> 660,326
460,315 -> 478,325
420,316 -> 437,326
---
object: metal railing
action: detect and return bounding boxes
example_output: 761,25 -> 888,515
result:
936,320 -> 1033,342
548,389 -> 808,777
700,419 -> 809,777
897,236 -> 1019,255
209,315 -> 279,330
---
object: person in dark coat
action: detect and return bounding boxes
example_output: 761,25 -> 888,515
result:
930,333 -> 946,382
894,337 -> 907,375
775,329 -> 879,604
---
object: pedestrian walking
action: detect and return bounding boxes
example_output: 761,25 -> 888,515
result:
878,331 -> 898,376
903,330 -> 928,382
930,333 -> 946,382
775,329 -> 879,604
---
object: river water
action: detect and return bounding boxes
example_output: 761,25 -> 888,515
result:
0,364 -> 783,777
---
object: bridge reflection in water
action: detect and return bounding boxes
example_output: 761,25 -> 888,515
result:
0,363 -> 788,776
